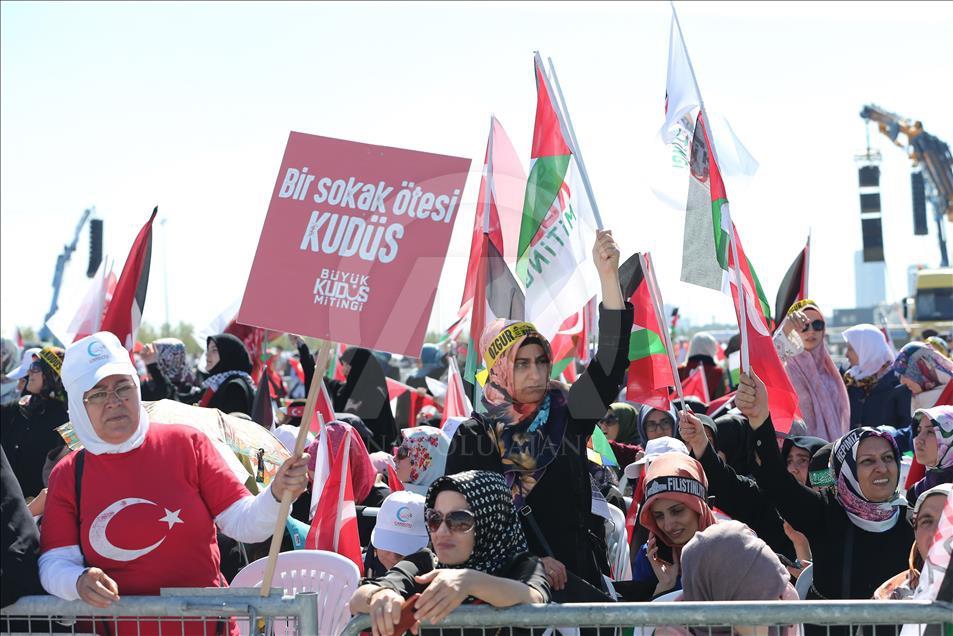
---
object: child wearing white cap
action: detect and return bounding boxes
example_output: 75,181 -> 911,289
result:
369,491 -> 429,575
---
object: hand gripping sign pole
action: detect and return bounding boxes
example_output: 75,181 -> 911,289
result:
259,344 -> 331,598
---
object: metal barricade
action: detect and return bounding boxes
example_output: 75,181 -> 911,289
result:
0,588 -> 318,635
341,600 -> 953,636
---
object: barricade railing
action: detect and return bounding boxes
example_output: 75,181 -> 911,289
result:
341,600 -> 953,636
0,588 -> 318,635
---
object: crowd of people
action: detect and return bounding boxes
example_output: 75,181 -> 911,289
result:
1,231 -> 952,635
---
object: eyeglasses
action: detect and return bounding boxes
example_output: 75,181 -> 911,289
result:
644,420 -> 674,434
424,508 -> 476,534
800,320 -> 826,333
83,383 -> 137,406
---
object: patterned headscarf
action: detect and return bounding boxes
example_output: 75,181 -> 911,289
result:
926,337 -> 950,358
154,338 -> 188,384
782,303 -> 850,442
914,406 -> 953,470
33,346 -> 66,403
639,453 -> 717,555
842,324 -> 895,385
426,470 -> 529,575
479,319 -> 568,506
893,342 -> 953,392
831,427 -> 905,531
398,426 -> 451,495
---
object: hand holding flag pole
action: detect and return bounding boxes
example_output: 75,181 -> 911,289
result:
259,344 -> 331,598
669,1 -> 751,374
639,253 -> 685,406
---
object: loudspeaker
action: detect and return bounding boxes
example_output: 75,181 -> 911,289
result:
87,218 -> 103,277
862,218 -> 885,262
911,171 -> 928,235
858,165 -> 880,188
860,192 -> 881,213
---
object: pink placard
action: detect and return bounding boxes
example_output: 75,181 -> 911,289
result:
239,132 -> 471,357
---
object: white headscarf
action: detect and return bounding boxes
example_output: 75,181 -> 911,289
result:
843,324 -> 895,381
688,332 -> 720,359
61,332 -> 150,455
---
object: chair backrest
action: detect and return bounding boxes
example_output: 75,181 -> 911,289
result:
605,504 -> 632,581
795,563 -> 814,600
231,549 -> 360,635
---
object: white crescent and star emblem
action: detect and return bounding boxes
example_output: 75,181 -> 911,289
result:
88,498 -> 184,562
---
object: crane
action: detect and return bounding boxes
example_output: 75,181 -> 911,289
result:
38,208 -> 93,343
860,104 -> 952,267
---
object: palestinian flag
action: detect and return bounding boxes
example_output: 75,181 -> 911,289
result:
516,53 -> 599,341
101,207 -> 156,351
619,252 -> 674,409
662,11 -> 797,430
549,296 -> 594,383
775,235 -> 811,323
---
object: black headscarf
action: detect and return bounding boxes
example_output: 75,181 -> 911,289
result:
426,471 -> 529,575
713,412 -> 756,476
780,436 -> 828,465
207,334 -> 253,375
337,347 -> 397,451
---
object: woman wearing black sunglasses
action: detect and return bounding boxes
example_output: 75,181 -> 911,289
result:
350,470 -> 550,636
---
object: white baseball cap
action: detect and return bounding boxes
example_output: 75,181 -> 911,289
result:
61,332 -> 137,395
371,491 -> 429,557
624,437 -> 690,479
7,347 -> 41,380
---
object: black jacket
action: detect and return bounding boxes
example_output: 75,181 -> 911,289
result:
207,376 -> 254,416
846,373 -> 912,430
0,400 -> 67,499
445,303 -> 632,587
1,446 -> 44,608
751,418 -> 913,601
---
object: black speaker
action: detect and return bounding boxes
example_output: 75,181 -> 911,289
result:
911,171 -> 928,235
861,218 -> 885,262
87,218 -> 103,277
860,192 -> 881,213
858,165 -> 880,188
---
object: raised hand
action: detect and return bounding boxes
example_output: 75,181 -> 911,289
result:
736,371 -> 769,430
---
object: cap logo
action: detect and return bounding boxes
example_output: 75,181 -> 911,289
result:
393,505 -> 413,528
87,341 -> 109,362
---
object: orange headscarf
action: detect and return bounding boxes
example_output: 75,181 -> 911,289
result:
639,453 -> 717,553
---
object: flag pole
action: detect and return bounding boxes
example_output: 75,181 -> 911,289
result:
640,253 -> 685,404
671,2 -> 751,374
804,230 -> 811,299
260,343 -> 331,597
536,53 -> 604,231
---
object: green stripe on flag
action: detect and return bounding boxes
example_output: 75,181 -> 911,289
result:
629,327 -> 667,360
550,356 -> 573,380
711,198 -> 729,270
517,154 -> 571,281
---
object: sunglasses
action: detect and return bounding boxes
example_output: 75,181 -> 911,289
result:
28,362 -> 44,374
424,508 -> 476,534
800,320 -> 826,333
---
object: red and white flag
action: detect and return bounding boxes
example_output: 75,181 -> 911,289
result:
310,378 -> 337,434
47,258 -> 117,345
100,208 -> 156,350
680,366 -> 711,403
441,356 -> 473,427
306,429 -> 363,574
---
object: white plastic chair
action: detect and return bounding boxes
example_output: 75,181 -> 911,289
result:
605,504 -> 633,581
795,563 -> 813,600
230,549 -> 360,635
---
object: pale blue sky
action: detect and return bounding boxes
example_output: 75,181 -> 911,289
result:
2,1 -> 951,341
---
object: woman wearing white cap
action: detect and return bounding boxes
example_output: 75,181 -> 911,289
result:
37,332 -> 309,625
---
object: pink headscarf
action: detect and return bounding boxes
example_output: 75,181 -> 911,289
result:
479,318 -> 556,424
783,305 -> 850,442
307,421 -> 377,504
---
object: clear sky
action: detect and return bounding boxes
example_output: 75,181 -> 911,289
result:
2,1 -> 951,343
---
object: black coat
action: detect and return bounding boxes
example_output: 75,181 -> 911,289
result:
846,373 -> 912,430
207,376 -> 254,416
445,304 -> 632,588
0,399 -> 67,499
751,418 -> 913,601
1,446 -> 44,608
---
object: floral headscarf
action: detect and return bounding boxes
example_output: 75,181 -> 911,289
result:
154,338 -> 188,384
478,319 -> 568,506
831,427 -> 905,532
398,426 -> 451,495
426,470 -> 529,575
914,406 -> 953,470
893,342 -> 953,391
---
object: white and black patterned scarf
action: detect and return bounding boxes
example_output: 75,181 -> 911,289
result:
426,470 -> 528,575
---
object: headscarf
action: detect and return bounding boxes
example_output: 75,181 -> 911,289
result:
425,470 -> 528,575
608,402 -> 640,445
60,332 -> 150,456
893,342 -> 953,392
780,435 -> 828,465
337,347 -> 397,450
637,404 -> 678,446
203,334 -> 253,391
687,332 -> 719,361
639,453 -> 717,554
20,346 -> 67,417
478,319 -> 568,506
926,337 -> 951,358
153,337 -> 188,384
843,324 -> 895,385
398,426 -> 451,495
914,406 -> 953,470
831,427 -> 905,531
680,520 -> 790,602
306,421 -> 377,504
782,303 -> 850,441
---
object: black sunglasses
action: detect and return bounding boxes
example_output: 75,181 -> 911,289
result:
424,508 -> 476,534
800,320 -> 825,333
